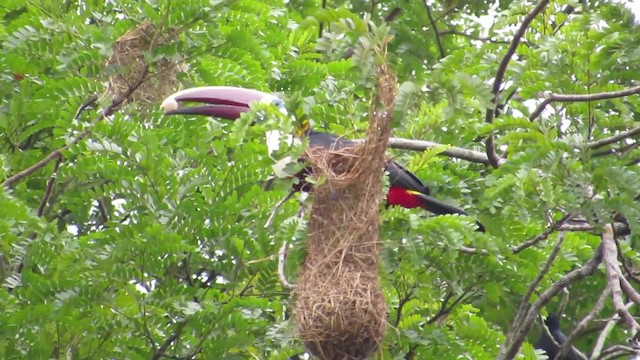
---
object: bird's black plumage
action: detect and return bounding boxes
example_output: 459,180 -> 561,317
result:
534,315 -> 579,360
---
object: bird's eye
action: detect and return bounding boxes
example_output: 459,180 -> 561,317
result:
272,98 -> 288,114
272,98 -> 285,108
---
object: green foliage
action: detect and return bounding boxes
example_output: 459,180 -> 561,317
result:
2,0 -> 640,359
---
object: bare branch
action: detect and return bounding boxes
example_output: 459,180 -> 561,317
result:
278,241 -> 294,289
524,233 -> 567,321
485,0 -> 550,168
529,85 -> 640,121
587,126 -> 640,150
497,246 -> 603,360
265,190 -> 296,228
425,285 -> 477,325
599,344 -> 639,359
591,310 -> 627,360
423,1 -> 445,59
384,137 -> 498,165
459,245 -> 489,255
555,285 -> 611,359
602,224 -> 640,332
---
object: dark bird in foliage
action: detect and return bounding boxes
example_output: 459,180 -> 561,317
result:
161,86 -> 484,232
534,315 -> 580,360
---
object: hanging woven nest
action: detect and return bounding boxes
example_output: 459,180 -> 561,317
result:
294,63 -> 397,360
106,20 -> 180,106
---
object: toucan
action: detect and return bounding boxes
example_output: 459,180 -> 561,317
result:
161,86 -> 484,232
534,315 -> 580,360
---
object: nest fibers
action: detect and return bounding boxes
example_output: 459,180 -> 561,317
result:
106,21 -> 179,106
294,63 -> 397,360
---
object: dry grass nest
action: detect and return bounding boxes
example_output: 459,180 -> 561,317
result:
295,145 -> 387,360
106,20 -> 180,106
294,63 -> 396,359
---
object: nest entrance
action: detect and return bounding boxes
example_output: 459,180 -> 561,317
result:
294,64 -> 397,360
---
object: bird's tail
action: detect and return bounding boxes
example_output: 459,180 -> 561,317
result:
416,193 -> 485,232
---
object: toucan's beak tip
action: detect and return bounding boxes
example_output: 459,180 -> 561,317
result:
160,96 -> 179,113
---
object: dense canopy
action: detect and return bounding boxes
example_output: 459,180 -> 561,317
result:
2,0 -> 640,359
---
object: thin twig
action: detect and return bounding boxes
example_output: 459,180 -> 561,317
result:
438,30 -> 522,45
264,190 -> 296,228
459,245 -> 489,255
394,288 -> 415,328
615,237 -> 640,285
511,212 -> 577,253
485,0 -> 550,168
151,321 -> 188,360
599,344 -> 639,359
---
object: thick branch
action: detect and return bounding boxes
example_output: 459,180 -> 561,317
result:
385,137 -> 497,164
602,224 -> 640,332
485,0 -> 550,168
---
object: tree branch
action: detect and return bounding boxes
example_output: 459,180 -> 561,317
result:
394,288 -> 415,328
278,240 -> 294,289
36,156 -> 62,217
602,224 -> 640,333
497,246 -> 603,360
590,309 -> 627,360
485,0 -> 550,168
587,125 -> 640,150
555,285 -> 611,359
511,212 -> 577,254
385,137 -> 497,165
529,85 -> 640,121
512,232 -> 566,340
2,66 -> 149,189
151,321 -> 188,360
423,1 -> 445,59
